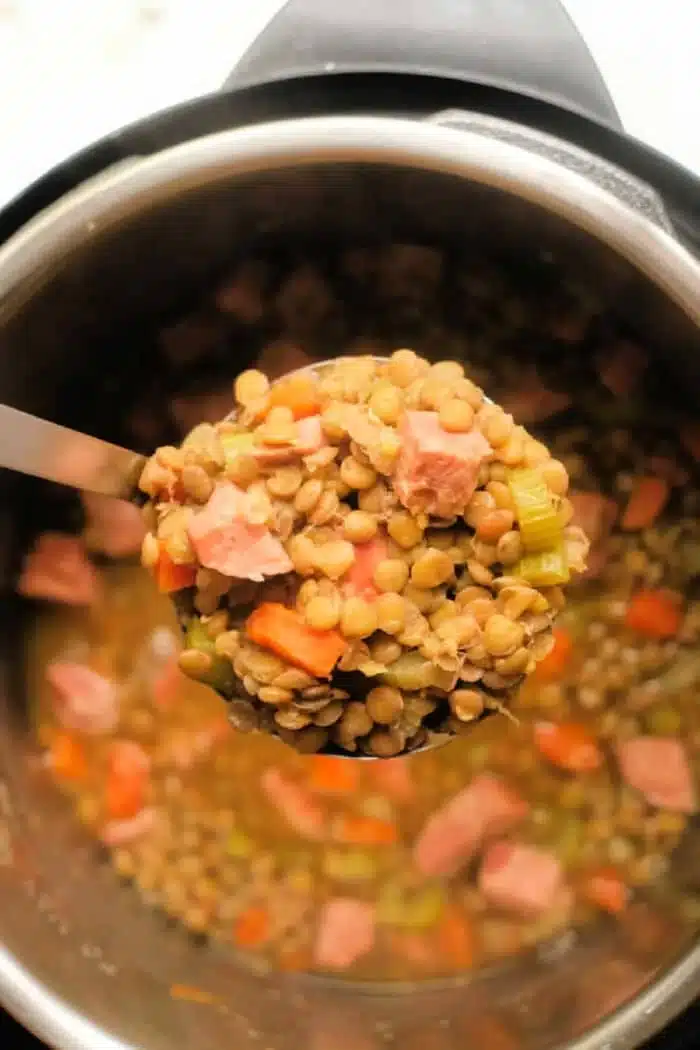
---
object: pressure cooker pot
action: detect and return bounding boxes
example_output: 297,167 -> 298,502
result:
2,4 -> 700,1050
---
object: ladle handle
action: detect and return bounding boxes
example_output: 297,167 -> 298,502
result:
224,0 -> 621,131
0,404 -> 145,499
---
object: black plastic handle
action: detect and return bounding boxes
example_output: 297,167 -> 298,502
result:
226,0 -> 622,130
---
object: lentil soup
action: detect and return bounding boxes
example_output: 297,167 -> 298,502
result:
21,244 -> 700,982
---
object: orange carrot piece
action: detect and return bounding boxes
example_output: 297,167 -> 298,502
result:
533,627 -> 573,681
620,477 -> 669,531
246,603 -> 347,678
234,906 -> 270,948
170,984 -> 221,1006
105,741 -> 150,819
155,546 -> 197,593
437,906 -> 474,969
307,756 -> 360,796
533,721 -> 604,773
49,731 -> 87,781
582,866 -> 629,915
625,589 -> 682,639
334,813 -> 398,846
269,375 -> 322,419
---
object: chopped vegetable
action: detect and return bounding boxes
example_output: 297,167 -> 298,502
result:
508,468 -> 562,553
437,906 -> 474,968
226,828 -> 255,859
620,477 -> 669,531
582,867 -> 629,915
105,740 -> 150,819
516,543 -> 570,586
533,627 -> 573,681
625,590 -> 682,639
307,756 -> 360,796
269,374 -> 322,419
170,984 -> 221,1005
48,731 -> 87,781
377,883 -> 445,928
533,722 -> 603,773
382,651 -> 436,691
234,905 -> 271,948
246,603 -> 347,678
220,431 -> 256,462
334,813 -> 398,846
155,546 -> 196,593
322,848 -> 378,881
645,705 -> 683,736
185,618 -> 237,693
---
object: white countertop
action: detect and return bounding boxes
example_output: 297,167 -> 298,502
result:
0,0 -> 697,206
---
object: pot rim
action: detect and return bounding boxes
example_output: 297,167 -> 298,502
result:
0,113 -> 699,1050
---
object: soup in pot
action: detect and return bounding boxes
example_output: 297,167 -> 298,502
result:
21,244 -> 700,981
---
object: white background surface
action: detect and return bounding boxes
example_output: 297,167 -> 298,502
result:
0,0 -> 696,206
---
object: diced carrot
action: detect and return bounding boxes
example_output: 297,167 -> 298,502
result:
155,546 -> 197,593
170,984 -> 221,1006
533,627 -> 573,681
246,603 -> 347,678
307,756 -> 360,796
269,374 -> 322,420
533,722 -> 604,773
625,589 -> 682,639
620,477 -> 669,531
582,866 -> 629,915
334,813 -> 398,846
105,740 -> 150,820
234,906 -> 270,948
49,732 -> 87,781
681,422 -> 700,462
437,906 -> 474,969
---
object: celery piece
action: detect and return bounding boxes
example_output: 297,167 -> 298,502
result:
185,617 -> 237,694
508,468 -> 563,553
377,882 -> 445,929
220,430 -> 256,464
645,704 -> 683,736
227,828 -> 255,859
322,848 -> 378,882
185,617 -> 216,656
517,543 -> 570,586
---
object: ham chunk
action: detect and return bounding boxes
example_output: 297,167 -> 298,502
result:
315,898 -> 376,970
253,415 -> 326,465
188,481 -> 292,581
82,494 -> 146,558
616,737 -> 696,813
261,767 -> 326,840
162,718 -> 230,770
500,370 -> 572,424
395,411 -> 492,518
569,490 -> 618,546
597,340 -> 647,397
479,841 -> 565,917
342,535 -> 388,600
46,662 -> 119,735
18,533 -> 99,606
101,806 -> 158,846
413,773 -> 528,877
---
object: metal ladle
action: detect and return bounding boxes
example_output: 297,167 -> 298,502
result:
1,358 -> 494,758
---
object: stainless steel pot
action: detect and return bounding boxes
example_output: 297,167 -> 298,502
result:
1,111 -> 700,1050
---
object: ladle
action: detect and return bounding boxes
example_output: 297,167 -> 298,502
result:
2,358 -> 499,758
